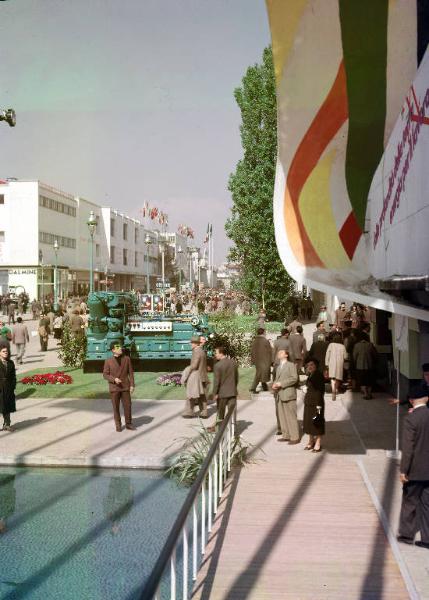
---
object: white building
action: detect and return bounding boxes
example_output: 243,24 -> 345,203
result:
0,179 -> 185,299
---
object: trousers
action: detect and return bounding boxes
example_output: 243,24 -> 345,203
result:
15,343 -> 25,363
399,481 -> 429,542
110,390 -> 132,427
217,397 -> 236,421
278,399 -> 300,441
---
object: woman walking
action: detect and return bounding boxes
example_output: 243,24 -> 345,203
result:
325,333 -> 347,400
303,359 -> 325,452
0,341 -> 17,431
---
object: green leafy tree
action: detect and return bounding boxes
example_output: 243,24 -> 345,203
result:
226,47 -> 295,319
58,322 -> 87,369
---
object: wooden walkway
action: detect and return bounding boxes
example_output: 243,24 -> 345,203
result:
192,394 -> 410,600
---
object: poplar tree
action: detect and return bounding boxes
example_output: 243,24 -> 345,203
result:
226,47 -> 294,317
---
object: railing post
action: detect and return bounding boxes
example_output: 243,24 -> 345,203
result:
201,479 -> 206,552
227,422 -> 231,472
192,501 -> 198,581
219,437 -> 224,496
208,464 -> 213,532
183,524 -> 188,600
214,449 -> 218,513
170,548 -> 177,600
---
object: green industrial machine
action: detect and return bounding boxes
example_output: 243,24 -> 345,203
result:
84,291 -> 213,372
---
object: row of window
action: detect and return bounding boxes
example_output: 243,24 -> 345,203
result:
39,231 -> 76,249
110,246 -> 158,266
110,218 -> 142,244
39,195 -> 77,217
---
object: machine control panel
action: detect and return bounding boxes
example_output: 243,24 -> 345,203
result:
128,321 -> 173,332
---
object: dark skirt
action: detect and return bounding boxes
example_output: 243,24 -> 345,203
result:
356,369 -> 374,387
303,403 -> 325,436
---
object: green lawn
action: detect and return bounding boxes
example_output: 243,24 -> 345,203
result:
16,367 -> 255,401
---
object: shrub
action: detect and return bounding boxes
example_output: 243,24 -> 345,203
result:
58,322 -> 87,369
156,373 -> 182,386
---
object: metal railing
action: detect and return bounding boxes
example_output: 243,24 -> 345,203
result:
140,405 -> 237,599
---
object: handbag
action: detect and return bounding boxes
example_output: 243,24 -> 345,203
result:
312,408 -> 323,426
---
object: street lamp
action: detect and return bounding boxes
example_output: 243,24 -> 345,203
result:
159,237 -> 166,305
87,210 -> 97,295
144,234 -> 152,294
0,108 -> 16,127
39,249 -> 44,304
177,245 -> 183,291
53,239 -> 59,311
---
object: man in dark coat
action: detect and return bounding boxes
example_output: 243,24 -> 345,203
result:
397,385 -> 429,548
250,328 -> 272,393
103,342 -> 136,432
0,342 -> 16,431
212,345 -> 238,423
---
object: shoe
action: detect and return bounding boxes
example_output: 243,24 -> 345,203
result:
304,445 -> 314,451
277,438 -> 289,442
415,541 -> 429,549
288,440 -> 300,445
115,425 -> 122,432
125,424 -> 136,430
182,414 -> 195,419
199,412 -> 208,419
276,431 -> 282,436
397,535 -> 414,545
312,447 -> 322,453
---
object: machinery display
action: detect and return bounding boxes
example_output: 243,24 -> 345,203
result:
84,291 -> 213,372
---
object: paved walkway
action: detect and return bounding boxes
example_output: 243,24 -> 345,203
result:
192,390 -> 427,600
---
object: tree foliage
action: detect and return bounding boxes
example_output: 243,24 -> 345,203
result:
226,47 -> 295,318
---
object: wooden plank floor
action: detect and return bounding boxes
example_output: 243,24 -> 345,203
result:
192,395 -> 409,600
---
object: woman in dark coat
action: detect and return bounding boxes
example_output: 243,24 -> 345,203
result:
303,358 -> 325,452
0,341 -> 17,431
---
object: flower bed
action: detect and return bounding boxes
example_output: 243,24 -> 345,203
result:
156,373 -> 182,387
20,371 -> 73,385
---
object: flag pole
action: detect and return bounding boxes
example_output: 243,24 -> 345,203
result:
210,225 -> 214,288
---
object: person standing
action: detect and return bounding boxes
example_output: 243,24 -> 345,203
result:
70,309 -> 84,338
335,302 -> 348,331
288,325 -> 307,374
7,303 -> 15,326
272,349 -> 300,444
312,321 -> 327,343
189,335 -> 209,419
38,313 -> 50,352
12,317 -> 29,365
287,315 -> 302,334
353,333 -> 377,399
302,359 -> 325,452
250,328 -> 272,393
103,342 -> 136,432
397,385 -> 429,549
53,312 -> 64,341
325,333 -> 347,400
272,329 -> 293,379
0,342 -> 16,432
211,345 -> 238,426
31,299 -> 38,320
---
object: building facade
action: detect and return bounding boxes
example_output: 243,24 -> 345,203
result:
0,179 -> 186,299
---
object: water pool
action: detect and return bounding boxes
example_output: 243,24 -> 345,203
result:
0,466 -> 187,600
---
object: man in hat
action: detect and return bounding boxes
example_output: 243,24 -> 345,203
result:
103,342 -> 136,432
397,384 -> 429,548
389,363 -> 429,407
183,335 -> 208,418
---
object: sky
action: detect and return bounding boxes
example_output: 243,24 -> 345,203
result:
0,0 -> 271,264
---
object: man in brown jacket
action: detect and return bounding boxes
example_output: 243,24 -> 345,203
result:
103,342 -> 136,432
12,317 -> 29,364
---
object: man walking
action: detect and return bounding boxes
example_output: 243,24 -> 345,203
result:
272,349 -> 300,444
12,317 -> 29,365
7,303 -> 15,326
211,345 -> 238,427
103,342 -> 136,432
397,385 -> 429,549
250,328 -> 272,393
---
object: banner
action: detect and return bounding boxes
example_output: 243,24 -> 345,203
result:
266,0 -> 428,318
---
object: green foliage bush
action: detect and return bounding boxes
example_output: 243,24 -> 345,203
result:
206,314 -> 251,367
58,322 -> 87,369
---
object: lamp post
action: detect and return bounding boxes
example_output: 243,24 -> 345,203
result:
104,265 -> 109,292
145,234 -> 152,294
159,237 -> 166,305
87,210 -> 97,295
53,239 -> 59,311
177,245 -> 183,291
39,250 -> 44,304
